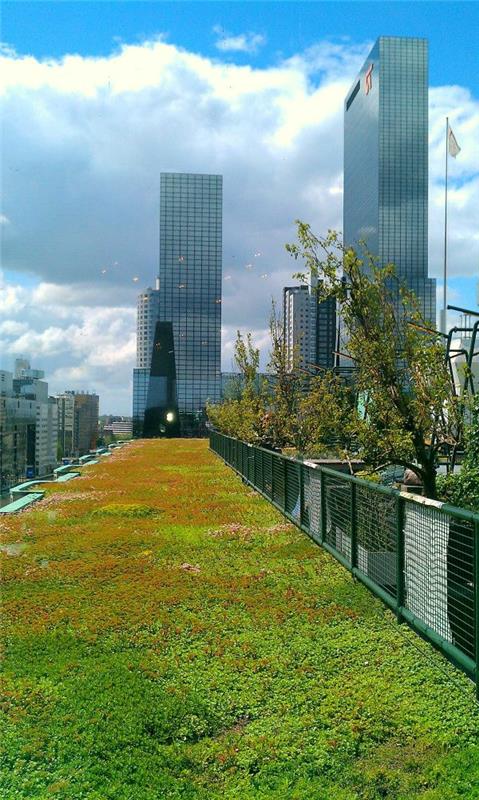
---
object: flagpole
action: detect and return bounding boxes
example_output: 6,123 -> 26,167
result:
442,116 -> 449,334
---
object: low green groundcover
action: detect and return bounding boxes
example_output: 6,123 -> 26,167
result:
1,439 -> 479,800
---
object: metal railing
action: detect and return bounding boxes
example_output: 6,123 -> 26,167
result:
210,430 -> 479,695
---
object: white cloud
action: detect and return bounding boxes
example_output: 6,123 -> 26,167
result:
0,281 -> 27,313
0,319 -> 28,336
213,26 -> 266,54
0,36 -> 478,411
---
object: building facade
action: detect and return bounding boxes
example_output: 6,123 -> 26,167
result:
0,393 -> 36,490
102,418 -> 133,437
344,36 -> 436,324
0,361 -> 58,487
132,368 -> 150,437
72,392 -> 99,454
158,172 -> 222,431
35,398 -> 58,476
142,322 -> 180,437
283,278 -> 336,374
56,393 -> 76,457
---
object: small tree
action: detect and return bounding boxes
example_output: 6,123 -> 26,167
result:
207,331 -> 267,443
297,370 -> 358,459
286,225 -> 463,498
264,301 -> 306,451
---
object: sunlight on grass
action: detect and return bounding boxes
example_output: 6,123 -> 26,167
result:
1,439 -> 479,799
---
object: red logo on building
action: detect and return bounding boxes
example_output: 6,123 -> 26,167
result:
365,63 -> 374,94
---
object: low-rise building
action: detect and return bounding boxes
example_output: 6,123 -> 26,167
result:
103,417 -> 133,436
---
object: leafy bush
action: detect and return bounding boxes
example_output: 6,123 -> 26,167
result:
437,396 -> 479,513
436,468 -> 479,513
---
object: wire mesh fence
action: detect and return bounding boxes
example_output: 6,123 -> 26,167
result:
210,430 -> 479,695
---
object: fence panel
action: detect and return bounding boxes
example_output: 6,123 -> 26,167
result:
356,485 -> 398,599
403,504 -> 475,661
210,431 -> 479,691
241,442 -> 247,477
272,456 -> 285,511
285,460 -> 301,522
323,472 -> 352,565
254,447 -> 263,492
301,465 -> 310,532
263,450 -> 273,500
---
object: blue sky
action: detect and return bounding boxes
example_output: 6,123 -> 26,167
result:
4,0 -> 479,96
1,2 -> 478,413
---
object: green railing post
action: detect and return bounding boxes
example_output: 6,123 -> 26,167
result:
351,482 -> 357,570
271,453 -> 275,502
475,519 -> 479,700
283,458 -> 287,513
320,470 -> 326,544
299,463 -> 304,528
396,496 -> 405,624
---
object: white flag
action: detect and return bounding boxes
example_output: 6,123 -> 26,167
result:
448,125 -> 461,158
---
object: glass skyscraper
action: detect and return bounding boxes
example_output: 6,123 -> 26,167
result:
158,173 -> 222,431
344,36 -> 436,324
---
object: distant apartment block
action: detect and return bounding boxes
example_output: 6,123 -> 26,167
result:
136,284 -> 160,369
55,391 -> 99,457
73,392 -> 99,454
283,276 -> 336,375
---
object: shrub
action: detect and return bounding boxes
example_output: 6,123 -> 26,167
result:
436,468 -> 479,513
437,396 -> 479,513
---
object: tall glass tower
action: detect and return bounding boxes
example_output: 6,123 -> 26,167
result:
158,173 -> 222,431
344,37 -> 436,324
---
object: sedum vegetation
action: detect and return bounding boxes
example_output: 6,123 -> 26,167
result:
2,439 -> 479,799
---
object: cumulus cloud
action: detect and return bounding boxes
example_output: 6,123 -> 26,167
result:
0,36 -> 478,411
213,26 -> 266,54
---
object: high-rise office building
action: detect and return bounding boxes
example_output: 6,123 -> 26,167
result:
283,276 -> 336,374
158,172 -> 222,431
344,36 -> 436,324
